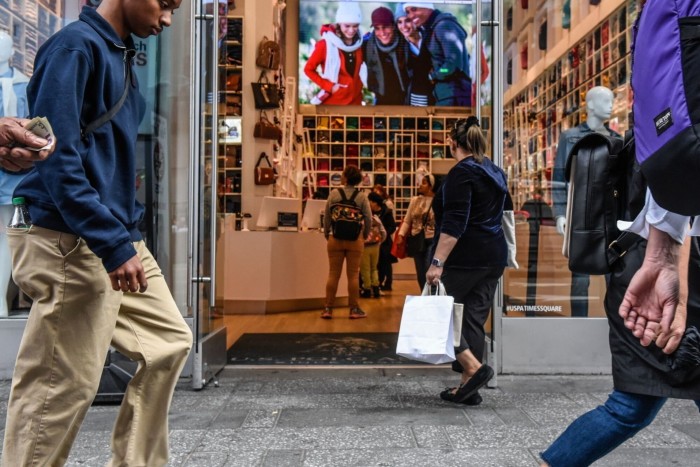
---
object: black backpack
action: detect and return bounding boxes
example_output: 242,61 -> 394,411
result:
330,189 -> 364,241
564,131 -> 645,275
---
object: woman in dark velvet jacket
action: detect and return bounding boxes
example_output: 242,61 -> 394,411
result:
425,116 -> 508,406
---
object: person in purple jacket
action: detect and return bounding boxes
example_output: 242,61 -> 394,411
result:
1,1 -> 192,465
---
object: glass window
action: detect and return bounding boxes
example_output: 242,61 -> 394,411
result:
502,0 -> 638,319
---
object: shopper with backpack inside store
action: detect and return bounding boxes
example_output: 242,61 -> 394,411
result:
322,165 -> 372,319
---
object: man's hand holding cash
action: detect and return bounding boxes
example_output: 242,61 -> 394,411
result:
0,116 -> 56,172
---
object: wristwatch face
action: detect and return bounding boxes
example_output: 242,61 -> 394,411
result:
431,258 -> 443,267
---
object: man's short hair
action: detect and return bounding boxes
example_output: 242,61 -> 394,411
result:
343,165 -> 362,185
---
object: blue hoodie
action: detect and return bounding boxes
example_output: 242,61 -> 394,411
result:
17,7 -> 146,272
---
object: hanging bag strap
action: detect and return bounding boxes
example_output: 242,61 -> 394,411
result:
81,49 -> 135,139
419,203 -> 432,232
256,152 -> 273,168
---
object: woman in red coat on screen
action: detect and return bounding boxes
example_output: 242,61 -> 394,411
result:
304,2 -> 364,106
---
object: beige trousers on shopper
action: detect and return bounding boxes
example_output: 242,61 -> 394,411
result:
1,226 -> 193,467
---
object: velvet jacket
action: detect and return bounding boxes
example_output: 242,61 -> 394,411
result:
432,156 -> 508,269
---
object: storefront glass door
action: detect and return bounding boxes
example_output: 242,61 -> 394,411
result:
189,0 -> 228,389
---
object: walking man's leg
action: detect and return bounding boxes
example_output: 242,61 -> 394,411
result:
109,242 -> 192,466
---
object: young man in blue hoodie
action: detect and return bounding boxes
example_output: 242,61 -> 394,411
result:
1,1 -> 192,466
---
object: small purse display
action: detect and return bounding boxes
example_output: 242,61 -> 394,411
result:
254,112 -> 283,140
254,153 -> 276,186
251,72 -> 280,109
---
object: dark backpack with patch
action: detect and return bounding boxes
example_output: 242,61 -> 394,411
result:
632,0 -> 700,215
564,131 -> 645,274
330,189 -> 364,241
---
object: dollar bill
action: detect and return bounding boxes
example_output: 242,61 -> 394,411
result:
25,116 -> 55,151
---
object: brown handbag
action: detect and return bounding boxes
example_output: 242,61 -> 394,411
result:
254,112 -> 282,140
254,153 -> 276,185
251,72 -> 281,109
256,36 -> 281,70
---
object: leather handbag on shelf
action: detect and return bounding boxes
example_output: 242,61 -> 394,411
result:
254,112 -> 282,140
256,36 -> 281,70
251,72 -> 280,109
254,152 -> 276,185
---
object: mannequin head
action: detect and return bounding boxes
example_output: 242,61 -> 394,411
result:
0,31 -> 13,68
585,86 -> 614,131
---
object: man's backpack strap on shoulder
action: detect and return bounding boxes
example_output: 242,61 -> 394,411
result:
81,49 -> 135,140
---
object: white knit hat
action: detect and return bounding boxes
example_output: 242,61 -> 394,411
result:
335,2 -> 363,24
403,2 -> 435,11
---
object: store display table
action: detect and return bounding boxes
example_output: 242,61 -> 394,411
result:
216,230 -> 348,314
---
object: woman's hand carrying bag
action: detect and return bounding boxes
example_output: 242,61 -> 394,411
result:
396,281 -> 462,364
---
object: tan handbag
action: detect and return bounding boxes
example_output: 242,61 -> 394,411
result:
256,36 -> 281,70
253,112 -> 282,140
254,153 -> 276,185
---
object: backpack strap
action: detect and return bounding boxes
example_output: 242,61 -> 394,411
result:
347,188 -> 359,203
81,49 -> 134,139
606,230 -> 639,267
337,188 -> 349,202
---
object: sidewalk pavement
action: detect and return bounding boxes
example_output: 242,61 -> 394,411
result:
2,367 -> 700,466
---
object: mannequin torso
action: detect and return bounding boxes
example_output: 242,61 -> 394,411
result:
553,86 -> 617,230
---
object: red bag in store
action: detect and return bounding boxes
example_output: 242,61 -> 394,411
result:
390,226 -> 407,259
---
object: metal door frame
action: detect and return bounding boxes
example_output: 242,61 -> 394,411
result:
189,0 -> 227,390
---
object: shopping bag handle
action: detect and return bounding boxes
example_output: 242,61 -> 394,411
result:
421,281 -> 447,297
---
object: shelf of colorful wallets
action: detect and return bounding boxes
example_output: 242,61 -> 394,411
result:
302,115 -> 468,220
503,0 -> 636,210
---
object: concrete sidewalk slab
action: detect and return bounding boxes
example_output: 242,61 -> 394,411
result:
0,367 -> 698,466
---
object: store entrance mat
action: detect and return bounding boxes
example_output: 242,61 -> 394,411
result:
227,333 -> 414,365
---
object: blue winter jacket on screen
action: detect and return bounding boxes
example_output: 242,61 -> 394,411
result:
16,7 -> 146,272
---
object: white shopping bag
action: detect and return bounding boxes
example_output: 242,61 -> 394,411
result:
452,302 -> 463,347
397,281 -> 456,364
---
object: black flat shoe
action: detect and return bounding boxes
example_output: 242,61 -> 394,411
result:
461,391 -> 483,406
452,364 -> 494,403
439,386 -> 461,402
440,387 -> 483,406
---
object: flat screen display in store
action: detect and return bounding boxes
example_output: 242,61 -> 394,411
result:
298,1 -> 480,107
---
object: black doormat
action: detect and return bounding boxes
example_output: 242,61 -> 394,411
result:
227,332 -> 414,365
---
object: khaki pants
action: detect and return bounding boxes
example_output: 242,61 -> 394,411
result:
360,243 -> 380,288
326,236 -> 364,308
2,226 -> 193,467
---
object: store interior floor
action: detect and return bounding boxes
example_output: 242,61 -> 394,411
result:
222,277 -> 418,349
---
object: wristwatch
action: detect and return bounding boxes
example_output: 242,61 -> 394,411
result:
431,257 -> 444,268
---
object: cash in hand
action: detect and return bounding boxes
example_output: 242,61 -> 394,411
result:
25,116 -> 55,151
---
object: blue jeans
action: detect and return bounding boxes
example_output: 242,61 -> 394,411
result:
541,390 -> 700,466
